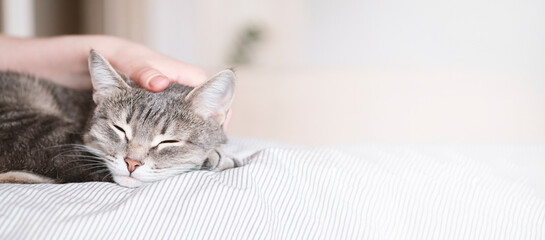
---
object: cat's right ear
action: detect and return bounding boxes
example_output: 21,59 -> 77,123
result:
88,49 -> 130,103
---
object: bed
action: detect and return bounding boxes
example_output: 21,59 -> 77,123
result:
1,138 -> 544,239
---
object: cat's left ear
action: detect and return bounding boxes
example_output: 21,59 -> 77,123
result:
186,69 -> 236,125
88,49 -> 130,103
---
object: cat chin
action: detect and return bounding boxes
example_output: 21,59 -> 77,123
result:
113,175 -> 144,188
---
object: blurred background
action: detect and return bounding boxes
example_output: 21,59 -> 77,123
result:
1,0 -> 544,146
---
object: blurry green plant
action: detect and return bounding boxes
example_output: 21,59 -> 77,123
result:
228,24 -> 264,66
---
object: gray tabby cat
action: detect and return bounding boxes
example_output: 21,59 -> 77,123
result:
0,50 -> 240,188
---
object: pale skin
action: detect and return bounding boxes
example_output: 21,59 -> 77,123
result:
0,34 -> 231,130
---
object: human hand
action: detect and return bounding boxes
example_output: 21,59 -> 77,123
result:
105,40 -> 207,92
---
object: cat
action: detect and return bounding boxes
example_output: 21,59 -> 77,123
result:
0,50 -> 241,188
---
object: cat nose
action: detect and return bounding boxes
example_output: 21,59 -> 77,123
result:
124,158 -> 143,173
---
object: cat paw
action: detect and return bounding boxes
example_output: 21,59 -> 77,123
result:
204,149 -> 242,171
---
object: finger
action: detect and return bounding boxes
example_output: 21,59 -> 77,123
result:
147,75 -> 170,92
172,65 -> 208,87
132,67 -> 170,92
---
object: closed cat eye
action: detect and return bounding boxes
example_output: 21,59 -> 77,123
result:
112,124 -> 129,141
159,140 -> 179,144
113,125 -> 126,134
151,140 -> 181,151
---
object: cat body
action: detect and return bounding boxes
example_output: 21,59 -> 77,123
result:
0,72 -> 102,183
0,50 -> 238,187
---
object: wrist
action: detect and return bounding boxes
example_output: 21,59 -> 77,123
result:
50,35 -> 129,74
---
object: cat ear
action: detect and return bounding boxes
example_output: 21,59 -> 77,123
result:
185,69 -> 236,125
88,49 -> 130,103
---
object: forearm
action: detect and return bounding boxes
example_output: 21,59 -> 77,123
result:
0,35 -> 131,89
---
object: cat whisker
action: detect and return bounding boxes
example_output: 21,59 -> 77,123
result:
101,172 -> 112,182
89,168 -> 111,176
84,167 -> 108,172
151,168 -> 188,173
46,145 -> 94,154
56,156 -> 107,167
65,164 -> 106,172
45,143 -> 87,149
150,167 -> 199,176
61,155 -> 108,161
63,161 -> 108,172
62,158 -> 105,163
47,144 -> 107,159
50,150 -> 104,164
61,161 -> 106,169
50,147 -> 113,169
51,149 -> 85,161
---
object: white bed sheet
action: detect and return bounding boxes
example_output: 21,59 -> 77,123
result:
1,138 -> 544,239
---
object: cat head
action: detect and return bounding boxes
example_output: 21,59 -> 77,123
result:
83,50 -> 235,188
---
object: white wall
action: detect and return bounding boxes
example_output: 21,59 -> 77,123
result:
304,0 -> 545,82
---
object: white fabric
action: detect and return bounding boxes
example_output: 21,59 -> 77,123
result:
1,139 -> 544,239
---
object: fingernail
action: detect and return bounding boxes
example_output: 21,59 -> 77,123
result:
149,76 -> 168,90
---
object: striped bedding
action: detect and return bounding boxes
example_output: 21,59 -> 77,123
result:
1,138 -> 544,239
